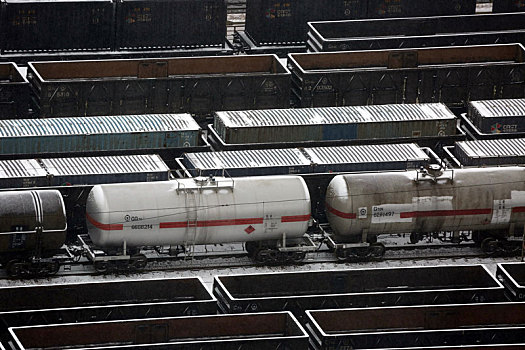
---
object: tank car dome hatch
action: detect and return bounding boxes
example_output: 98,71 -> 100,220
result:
0,190 -> 67,255
86,176 -> 311,249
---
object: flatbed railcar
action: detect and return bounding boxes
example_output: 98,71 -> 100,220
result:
307,13 -> 525,53
289,44 -> 525,111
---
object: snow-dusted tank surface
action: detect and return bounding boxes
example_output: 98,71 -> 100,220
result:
326,166 -> 525,241
86,176 -> 311,248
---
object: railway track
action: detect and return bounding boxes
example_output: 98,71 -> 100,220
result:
0,240 -> 508,280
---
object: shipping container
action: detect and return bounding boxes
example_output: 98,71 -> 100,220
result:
241,0 -> 475,52
213,265 -> 504,323
0,278 -> 216,331
289,44 -> 525,109
0,159 -> 47,188
27,55 -> 289,117
496,263 -> 525,301
7,312 -> 308,350
115,0 -> 226,50
212,104 -> 457,145
493,0 -> 525,12
0,0 -> 113,53
182,148 -> 312,177
0,62 -> 31,119
454,138 -> 525,166
41,154 -> 170,186
467,99 -> 525,134
305,143 -> 429,173
307,13 -> 525,53
0,114 -> 200,158
306,303 -> 525,349
182,143 -> 429,177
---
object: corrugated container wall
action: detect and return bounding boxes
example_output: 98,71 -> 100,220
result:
27,55 -> 289,117
454,138 -> 525,166
41,154 -> 170,185
307,13 -> 525,53
1,0 -> 114,53
0,159 -> 48,188
116,0 -> 226,50
183,148 -> 313,177
182,143 -> 430,177
468,98 -> 525,134
0,114 -> 200,157
213,104 -> 456,144
0,62 -> 31,119
289,44 -> 525,109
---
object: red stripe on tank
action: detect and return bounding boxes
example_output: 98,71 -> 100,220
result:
512,206 -> 525,213
160,218 -> 264,229
281,214 -> 311,222
325,203 -> 357,219
400,208 -> 492,218
86,212 -> 124,231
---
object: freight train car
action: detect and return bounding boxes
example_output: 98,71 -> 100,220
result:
238,0 -> 476,55
289,44 -> 525,110
325,166 -> 525,259
0,62 -> 31,119
0,114 -> 203,163
307,13 -> 525,53
0,0 -> 231,63
0,190 -> 67,276
83,175 -> 313,269
27,55 -> 289,117
493,0 -> 525,12
209,103 -> 461,150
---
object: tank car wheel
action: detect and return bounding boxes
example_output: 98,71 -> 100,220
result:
370,243 -> 386,259
6,260 -> 24,278
94,261 -> 109,273
245,242 -> 258,257
409,232 -> 421,244
335,248 -> 348,262
481,238 -> 499,255
45,261 -> 60,276
131,254 -> 147,270
292,251 -> 306,263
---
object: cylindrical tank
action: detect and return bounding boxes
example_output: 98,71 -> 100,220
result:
0,190 -> 67,257
326,167 -> 525,242
86,176 -> 311,247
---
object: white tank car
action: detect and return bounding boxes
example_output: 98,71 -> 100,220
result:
86,176 -> 311,248
326,166 -> 525,242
